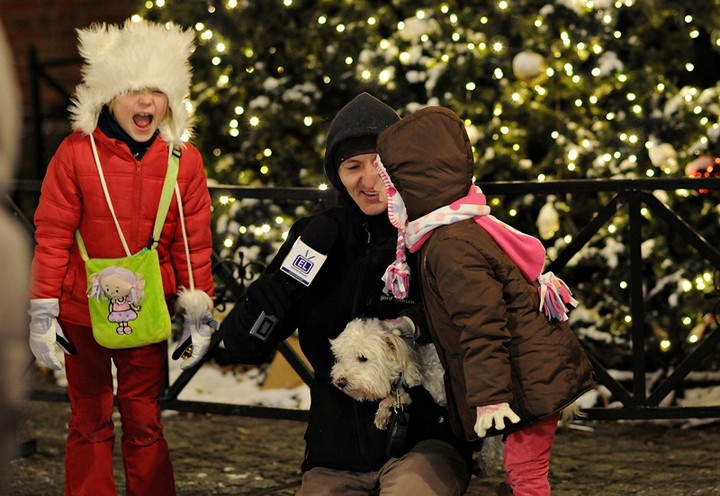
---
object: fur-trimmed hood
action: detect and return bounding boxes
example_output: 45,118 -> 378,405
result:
68,19 -> 195,147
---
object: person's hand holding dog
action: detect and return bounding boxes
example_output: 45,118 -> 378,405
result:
474,402 -> 520,438
380,316 -> 417,339
339,316 -> 417,340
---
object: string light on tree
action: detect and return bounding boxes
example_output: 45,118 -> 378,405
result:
137,0 -> 720,375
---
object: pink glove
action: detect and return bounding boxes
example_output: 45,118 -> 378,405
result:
474,402 -> 520,438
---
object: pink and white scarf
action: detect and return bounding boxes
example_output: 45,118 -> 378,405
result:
374,155 -> 577,322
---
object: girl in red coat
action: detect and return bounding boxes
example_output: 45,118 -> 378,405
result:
28,19 -> 215,495
374,107 -> 595,496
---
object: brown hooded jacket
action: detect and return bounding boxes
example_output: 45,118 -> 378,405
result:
376,107 -> 595,441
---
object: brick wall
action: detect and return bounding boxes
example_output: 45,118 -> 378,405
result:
1,0 -> 135,179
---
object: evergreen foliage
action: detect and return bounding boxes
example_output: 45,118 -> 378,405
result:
139,0 -> 720,373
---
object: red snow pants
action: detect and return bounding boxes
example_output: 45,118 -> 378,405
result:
61,320 -> 176,496
503,413 -> 559,496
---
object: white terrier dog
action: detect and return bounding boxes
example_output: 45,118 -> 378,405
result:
330,317 -> 508,476
330,317 -> 446,429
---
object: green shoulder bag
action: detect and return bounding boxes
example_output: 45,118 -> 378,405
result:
76,135 -> 180,349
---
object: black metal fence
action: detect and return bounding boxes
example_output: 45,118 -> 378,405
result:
11,177 -> 720,422
483,177 -> 720,420
18,46 -> 720,421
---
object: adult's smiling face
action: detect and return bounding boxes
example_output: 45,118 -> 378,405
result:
338,153 -> 388,216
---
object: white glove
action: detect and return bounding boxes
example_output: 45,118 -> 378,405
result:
174,311 -> 216,369
173,289 -> 216,370
474,402 -> 521,438
28,298 -> 74,370
381,316 -> 417,340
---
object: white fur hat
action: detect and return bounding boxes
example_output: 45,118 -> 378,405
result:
69,19 -> 195,147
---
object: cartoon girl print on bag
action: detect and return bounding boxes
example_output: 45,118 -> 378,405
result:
88,266 -> 145,335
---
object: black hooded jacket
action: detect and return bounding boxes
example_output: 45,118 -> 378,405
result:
221,203 -> 470,472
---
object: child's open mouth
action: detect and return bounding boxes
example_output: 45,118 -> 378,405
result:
133,113 -> 153,130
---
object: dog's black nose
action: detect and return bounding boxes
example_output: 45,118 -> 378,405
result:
335,378 -> 347,389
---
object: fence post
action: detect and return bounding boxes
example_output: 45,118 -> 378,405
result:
27,45 -> 44,179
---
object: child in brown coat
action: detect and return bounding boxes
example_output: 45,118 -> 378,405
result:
374,106 -> 595,495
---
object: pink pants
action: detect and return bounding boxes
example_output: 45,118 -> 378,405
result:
61,320 -> 176,496
503,414 -> 559,496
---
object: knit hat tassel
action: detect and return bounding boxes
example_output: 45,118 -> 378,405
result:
382,228 -> 411,300
382,261 -> 410,301
538,272 -> 578,322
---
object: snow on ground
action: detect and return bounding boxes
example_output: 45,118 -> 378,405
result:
46,346 -> 719,428
49,347 -> 311,411
167,352 -> 311,410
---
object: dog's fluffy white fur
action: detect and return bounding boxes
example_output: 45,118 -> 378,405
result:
330,317 -> 446,429
330,317 -> 509,476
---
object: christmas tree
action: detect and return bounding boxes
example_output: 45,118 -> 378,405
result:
138,0 -> 720,373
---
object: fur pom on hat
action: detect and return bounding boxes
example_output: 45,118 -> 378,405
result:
69,19 -> 195,147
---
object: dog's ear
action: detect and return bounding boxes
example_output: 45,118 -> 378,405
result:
385,334 -> 424,388
383,336 -> 397,354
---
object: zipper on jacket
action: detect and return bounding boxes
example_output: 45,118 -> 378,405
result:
353,401 -> 372,468
352,219 -> 372,464
132,158 -> 143,247
349,220 -> 372,319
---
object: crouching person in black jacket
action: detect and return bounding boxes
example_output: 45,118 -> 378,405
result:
221,93 -> 472,495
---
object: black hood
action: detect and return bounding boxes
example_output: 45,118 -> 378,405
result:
323,93 -> 400,199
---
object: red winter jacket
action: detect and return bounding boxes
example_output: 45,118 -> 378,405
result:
30,128 -> 214,326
